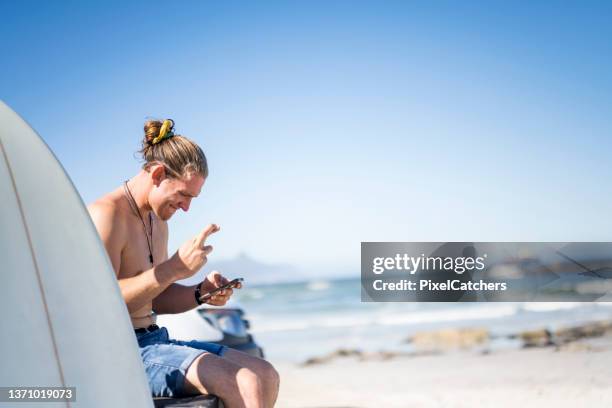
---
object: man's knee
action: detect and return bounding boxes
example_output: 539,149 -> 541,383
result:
223,348 -> 280,392
184,352 -> 240,396
261,361 -> 280,391
236,367 -> 264,395
244,357 -> 279,392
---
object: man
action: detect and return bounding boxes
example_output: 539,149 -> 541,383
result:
88,119 -> 279,408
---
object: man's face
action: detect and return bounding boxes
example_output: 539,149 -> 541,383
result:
149,170 -> 205,221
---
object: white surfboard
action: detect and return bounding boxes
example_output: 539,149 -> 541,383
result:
0,101 -> 153,407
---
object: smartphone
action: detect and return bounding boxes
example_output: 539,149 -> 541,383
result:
199,277 -> 244,302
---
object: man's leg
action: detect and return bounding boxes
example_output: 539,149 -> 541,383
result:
183,352 -> 267,408
221,349 -> 280,408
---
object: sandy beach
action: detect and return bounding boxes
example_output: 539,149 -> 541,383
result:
273,335 -> 612,408
243,282 -> 612,407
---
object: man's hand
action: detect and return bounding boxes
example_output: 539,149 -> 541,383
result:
199,271 -> 242,306
169,224 -> 220,281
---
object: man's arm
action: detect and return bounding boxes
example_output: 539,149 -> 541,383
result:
153,282 -> 200,314
153,273 -> 236,314
153,222 -> 235,314
88,201 -> 176,313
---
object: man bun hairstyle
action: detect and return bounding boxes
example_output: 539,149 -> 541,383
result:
139,119 -> 208,179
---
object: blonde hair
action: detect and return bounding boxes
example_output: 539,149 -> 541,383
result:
139,119 -> 208,179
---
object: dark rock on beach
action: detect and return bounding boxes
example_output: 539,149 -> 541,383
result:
300,320 -> 612,367
519,328 -> 554,348
301,348 -> 362,366
553,320 -> 612,344
301,348 -> 418,366
519,320 -> 612,348
407,327 -> 490,351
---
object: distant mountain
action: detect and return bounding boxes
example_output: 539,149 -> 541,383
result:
181,252 -> 306,286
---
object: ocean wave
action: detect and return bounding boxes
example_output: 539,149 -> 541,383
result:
250,304 -> 521,333
306,280 -> 331,291
240,289 -> 265,300
378,304 -> 518,326
520,302 -> 583,312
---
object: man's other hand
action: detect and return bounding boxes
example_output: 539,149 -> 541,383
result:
200,271 -> 242,306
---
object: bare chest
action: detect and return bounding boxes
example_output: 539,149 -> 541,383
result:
118,216 -> 166,279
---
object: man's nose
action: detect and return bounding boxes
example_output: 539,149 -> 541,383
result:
179,199 -> 191,212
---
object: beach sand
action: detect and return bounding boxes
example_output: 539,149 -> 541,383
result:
272,337 -> 612,408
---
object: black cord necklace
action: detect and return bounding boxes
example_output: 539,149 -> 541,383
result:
123,180 -> 154,265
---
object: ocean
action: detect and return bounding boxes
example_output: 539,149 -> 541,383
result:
233,277 -> 612,363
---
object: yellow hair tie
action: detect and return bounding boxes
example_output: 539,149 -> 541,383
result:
152,119 -> 174,145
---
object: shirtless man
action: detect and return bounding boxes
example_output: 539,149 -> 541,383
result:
88,119 -> 279,408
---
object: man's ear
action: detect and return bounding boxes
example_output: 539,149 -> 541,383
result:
150,164 -> 166,187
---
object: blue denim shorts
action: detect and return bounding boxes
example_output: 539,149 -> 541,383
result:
136,326 -> 228,397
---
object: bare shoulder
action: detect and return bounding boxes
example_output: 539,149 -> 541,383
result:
87,190 -> 129,273
87,190 -> 128,241
88,194 -> 122,222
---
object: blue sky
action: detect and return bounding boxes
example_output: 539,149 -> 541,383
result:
2,1 -> 612,275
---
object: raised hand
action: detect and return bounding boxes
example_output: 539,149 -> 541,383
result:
169,224 -> 220,281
